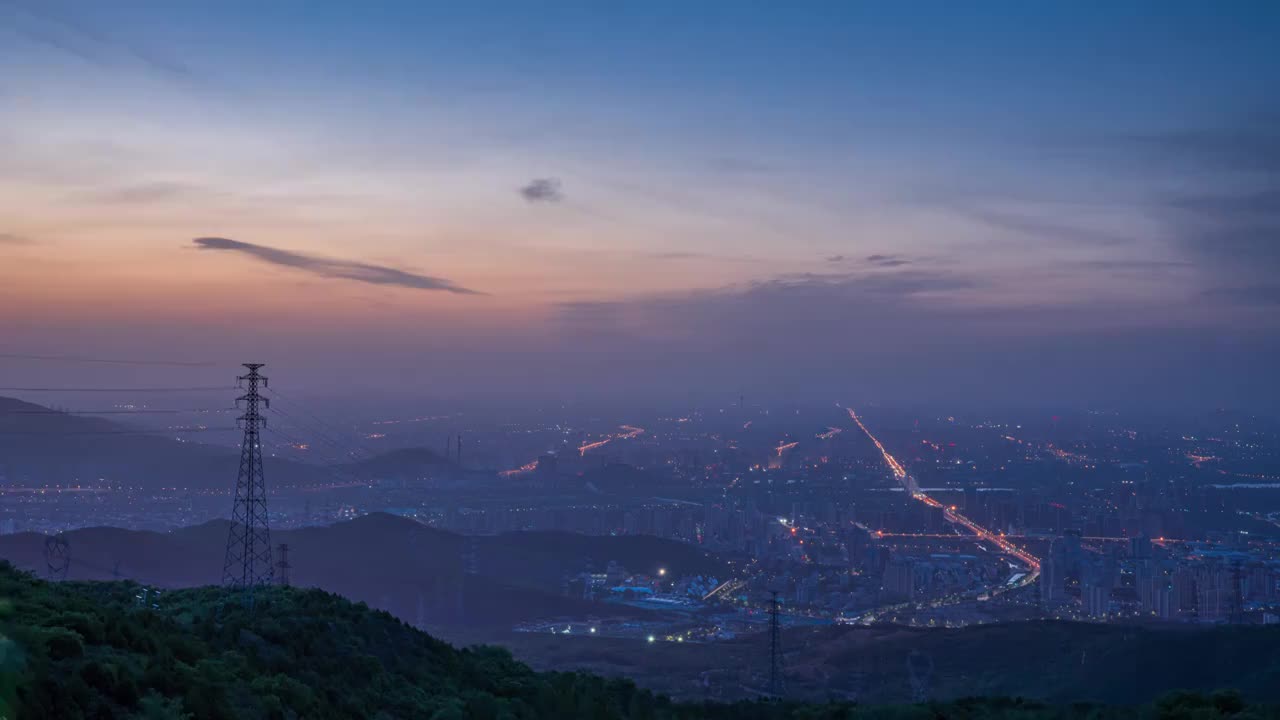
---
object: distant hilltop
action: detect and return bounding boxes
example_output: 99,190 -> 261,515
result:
0,395 -> 470,491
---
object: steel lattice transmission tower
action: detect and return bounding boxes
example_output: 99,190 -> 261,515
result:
222,363 -> 274,597
768,590 -> 785,698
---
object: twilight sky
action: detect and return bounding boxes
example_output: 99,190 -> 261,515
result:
2,1 -> 1279,409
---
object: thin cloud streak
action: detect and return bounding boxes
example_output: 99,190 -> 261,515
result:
865,254 -> 912,267
959,207 -> 1133,247
4,0 -> 196,81
191,237 -> 484,295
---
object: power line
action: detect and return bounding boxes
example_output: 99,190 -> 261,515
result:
0,353 -> 216,367
265,388 -> 375,457
266,404 -> 365,462
261,423 -> 369,487
264,389 -> 380,463
0,427 -> 237,436
264,423 -> 349,467
0,386 -> 232,393
262,421 -> 341,463
0,408 -> 235,415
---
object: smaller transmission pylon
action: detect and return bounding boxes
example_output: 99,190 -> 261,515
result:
769,590 -> 785,698
276,543 -> 291,587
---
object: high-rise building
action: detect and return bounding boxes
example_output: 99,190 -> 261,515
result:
883,557 -> 916,600
1129,534 -> 1152,561
1173,567 -> 1199,617
1083,579 -> 1111,619
1193,564 -> 1233,623
1041,538 -> 1067,606
963,486 -> 981,515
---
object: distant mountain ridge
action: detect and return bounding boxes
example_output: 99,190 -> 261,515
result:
0,512 -> 725,630
0,395 -> 323,489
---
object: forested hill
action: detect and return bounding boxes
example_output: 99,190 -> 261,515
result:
2,562 -> 1276,720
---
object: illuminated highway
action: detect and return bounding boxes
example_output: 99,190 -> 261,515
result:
500,424 -> 646,475
499,460 -> 539,477
846,408 -> 1040,585
578,424 -> 645,456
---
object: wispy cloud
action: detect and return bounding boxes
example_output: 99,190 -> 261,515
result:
704,157 -> 779,175
764,270 -> 974,296
1074,259 -> 1189,271
958,208 -> 1132,247
4,0 -> 195,81
520,178 -> 563,203
865,254 -> 912,268
1132,119 -> 1280,305
1201,285 -> 1280,306
825,254 -> 914,267
191,237 -> 483,295
87,181 -> 203,204
649,251 -> 706,260
0,233 -> 34,245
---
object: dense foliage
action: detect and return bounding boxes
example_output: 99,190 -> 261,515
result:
1,562 -> 1276,720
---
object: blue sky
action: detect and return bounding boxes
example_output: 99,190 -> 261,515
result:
2,1 -> 1278,408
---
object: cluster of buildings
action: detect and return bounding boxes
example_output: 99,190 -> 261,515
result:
1041,531 -> 1280,623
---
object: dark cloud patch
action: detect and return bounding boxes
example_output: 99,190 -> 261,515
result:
826,254 -> 914,267
865,254 -> 912,267
191,237 -> 483,295
0,233 -> 34,245
520,178 -> 563,203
